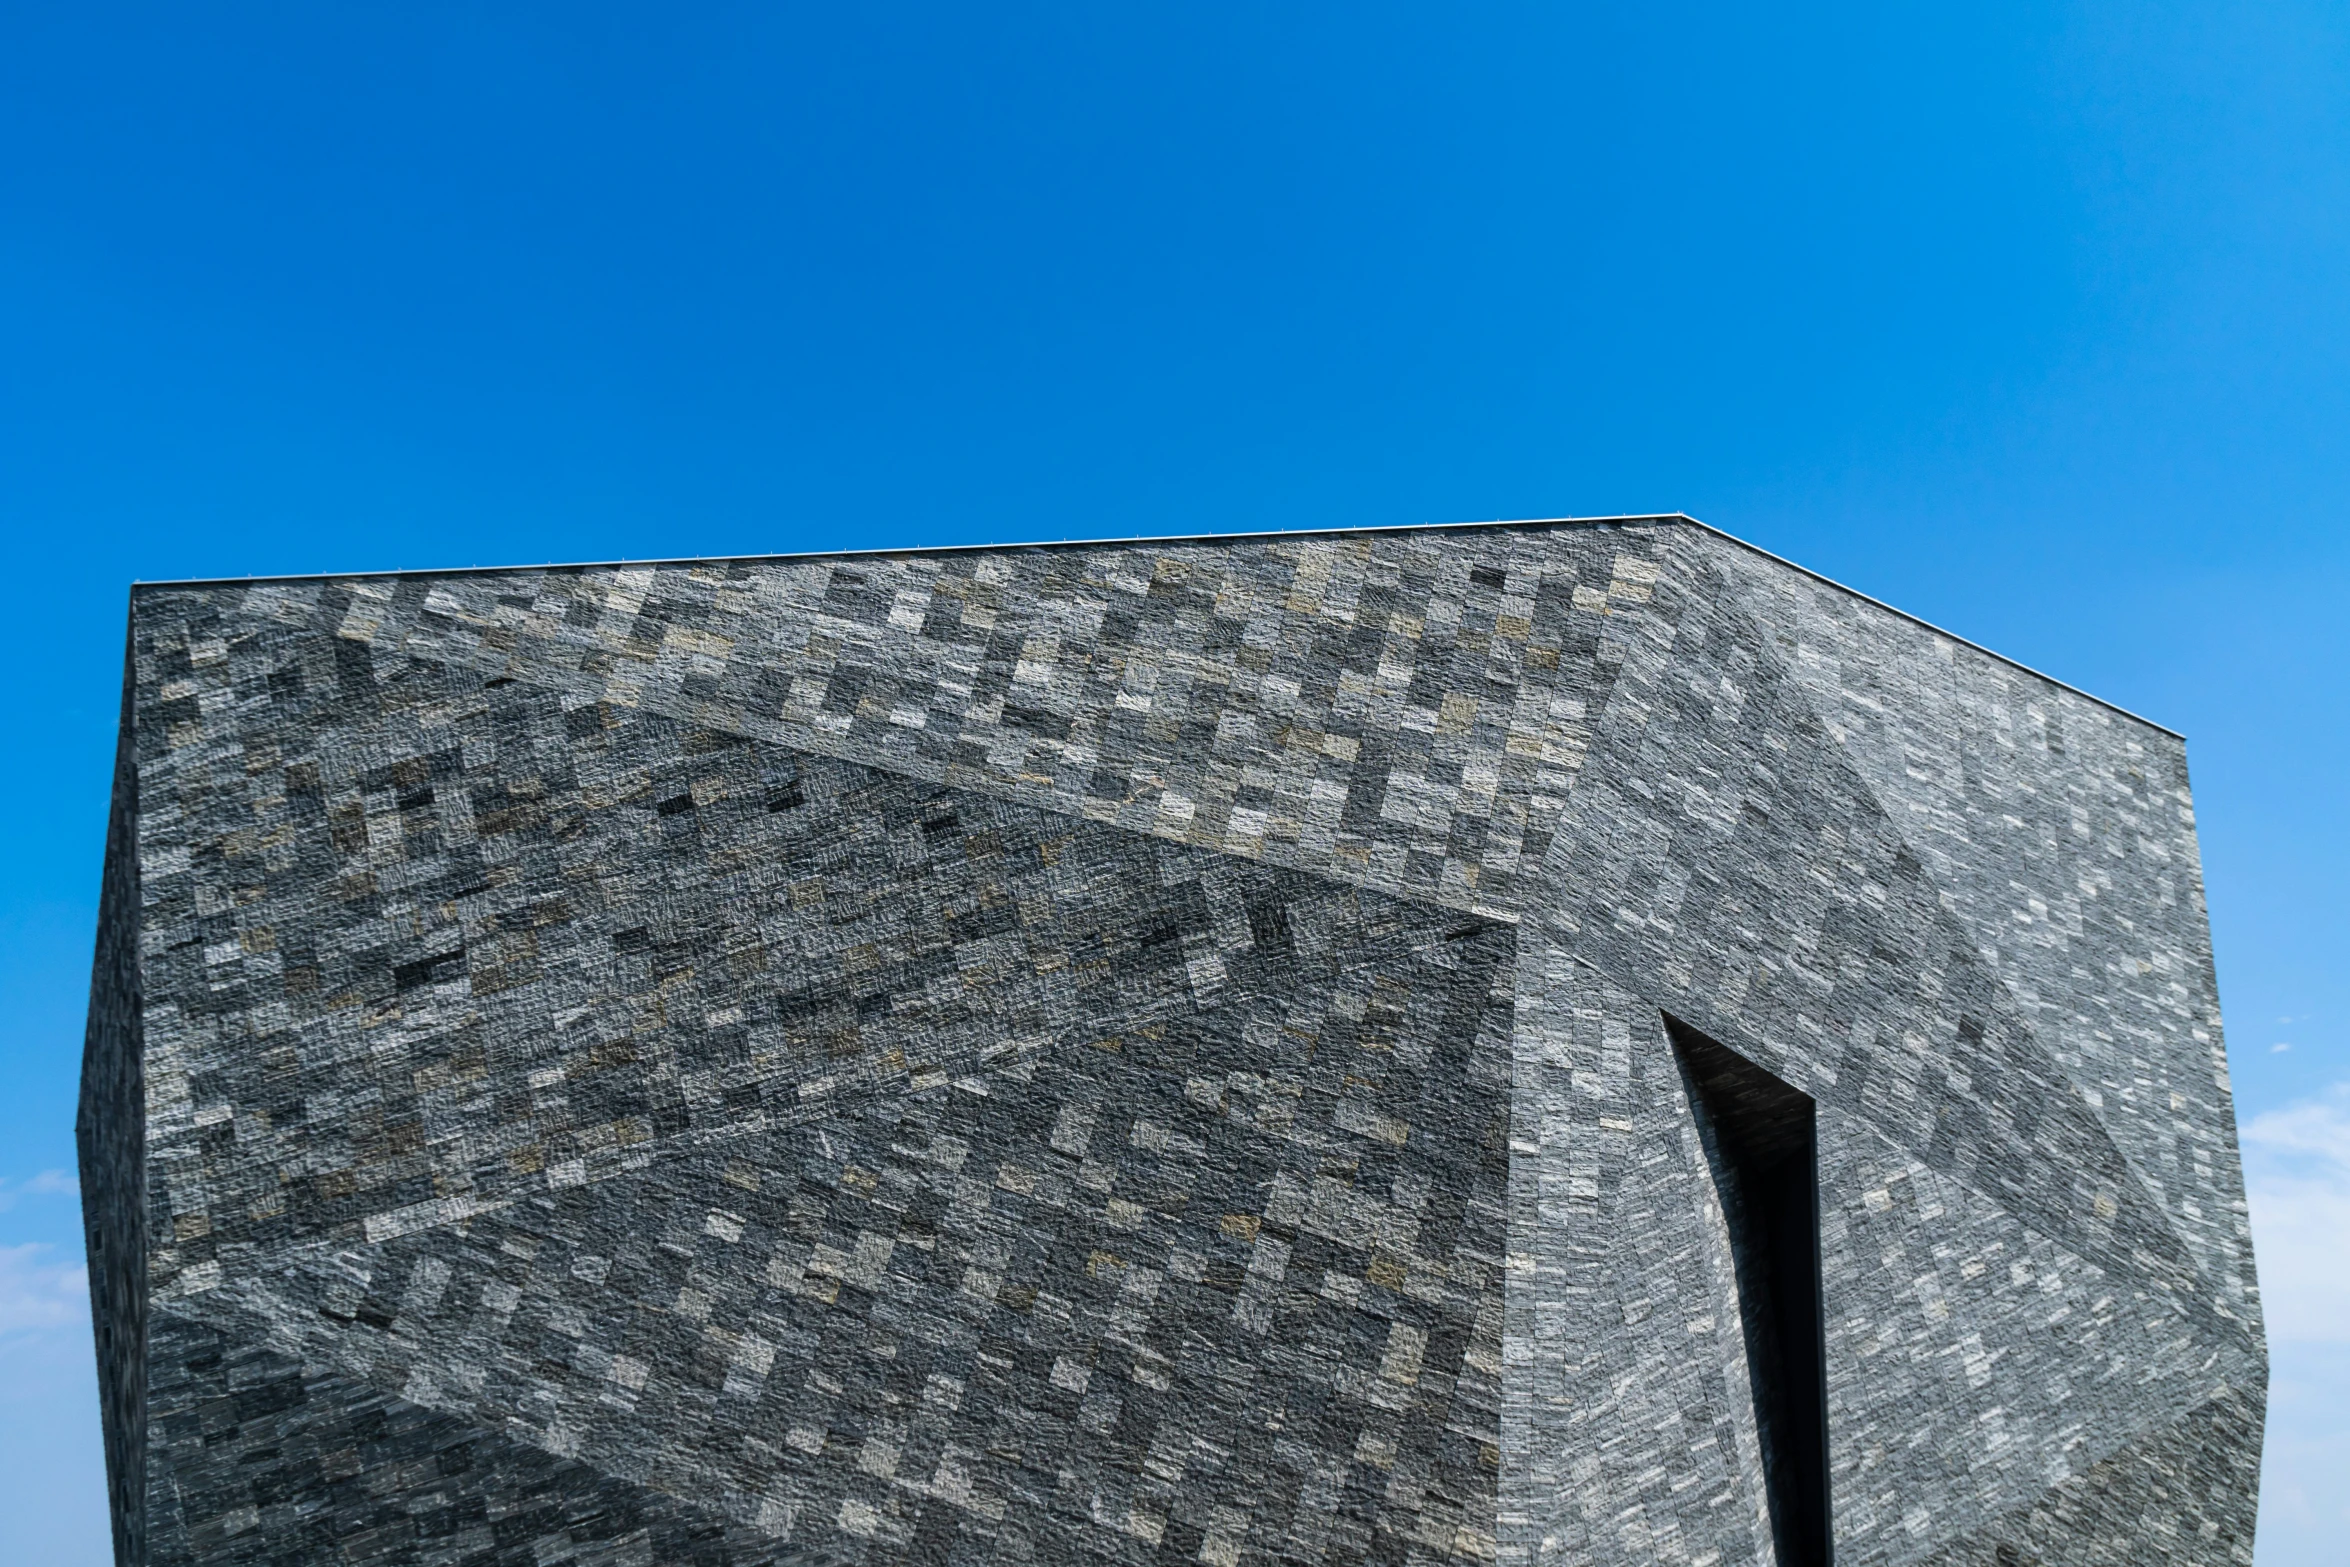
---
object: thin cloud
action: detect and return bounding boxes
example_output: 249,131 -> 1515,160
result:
2244,1084 -> 2350,1345
0,1243 -> 88,1335
0,1169 -> 81,1212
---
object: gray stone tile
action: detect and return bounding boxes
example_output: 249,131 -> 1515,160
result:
82,519 -> 2262,1567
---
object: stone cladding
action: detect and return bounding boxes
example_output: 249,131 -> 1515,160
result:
82,517 -> 2262,1567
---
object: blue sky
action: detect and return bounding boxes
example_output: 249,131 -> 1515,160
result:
1,3 -> 2344,1561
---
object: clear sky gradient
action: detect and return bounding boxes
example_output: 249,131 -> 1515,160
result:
2,5 -> 2344,1563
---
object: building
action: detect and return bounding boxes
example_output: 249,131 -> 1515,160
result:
79,516 -> 2264,1567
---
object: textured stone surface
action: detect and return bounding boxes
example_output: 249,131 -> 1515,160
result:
81,516 -> 2263,1566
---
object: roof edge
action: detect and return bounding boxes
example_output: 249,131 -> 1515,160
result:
1677,516 -> 2184,740
128,514 -> 1684,591
129,510 -> 2182,741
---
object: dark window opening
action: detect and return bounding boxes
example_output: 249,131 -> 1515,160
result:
1667,1015 -> 1833,1567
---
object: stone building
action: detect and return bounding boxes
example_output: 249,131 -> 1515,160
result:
79,515 -> 2264,1567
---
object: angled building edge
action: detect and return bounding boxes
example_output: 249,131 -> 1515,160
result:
83,516 -> 2263,1566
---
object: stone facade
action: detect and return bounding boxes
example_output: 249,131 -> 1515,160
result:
79,515 -> 2264,1567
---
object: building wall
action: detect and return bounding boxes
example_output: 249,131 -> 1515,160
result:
82,518 -> 2262,1566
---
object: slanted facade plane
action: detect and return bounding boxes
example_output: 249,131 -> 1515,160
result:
81,516 -> 2264,1567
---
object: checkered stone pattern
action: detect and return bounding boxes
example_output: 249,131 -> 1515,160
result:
83,517 -> 2263,1567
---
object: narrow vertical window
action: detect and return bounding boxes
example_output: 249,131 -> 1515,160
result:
1667,1015 -> 1832,1567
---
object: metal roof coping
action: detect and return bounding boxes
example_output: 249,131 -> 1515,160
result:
129,511 -> 2183,739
